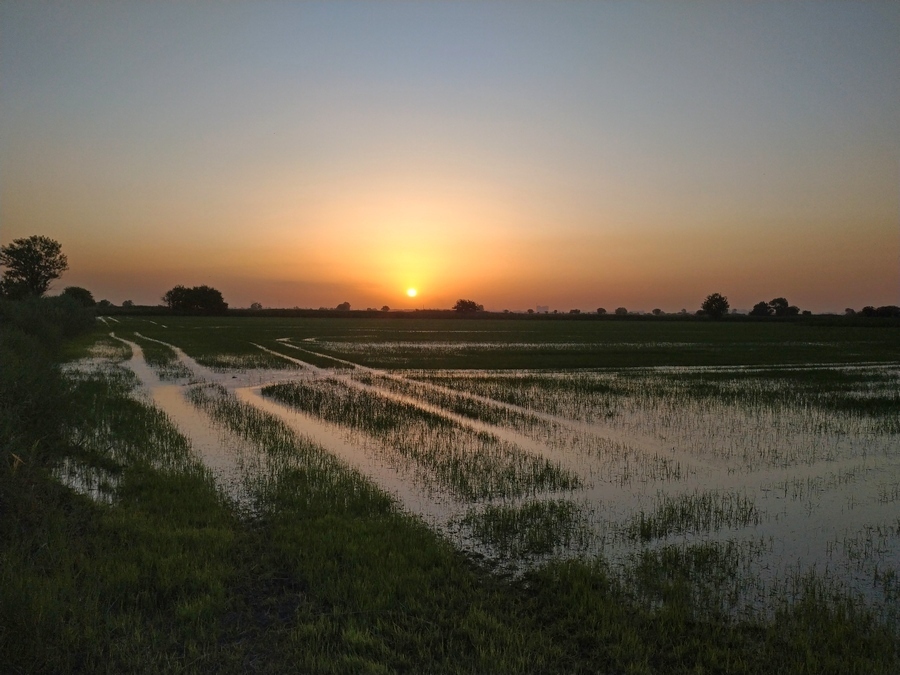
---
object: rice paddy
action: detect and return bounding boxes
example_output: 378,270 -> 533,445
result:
6,311 -> 898,671
92,317 -> 899,616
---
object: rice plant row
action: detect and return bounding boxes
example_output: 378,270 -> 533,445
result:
262,378 -> 581,501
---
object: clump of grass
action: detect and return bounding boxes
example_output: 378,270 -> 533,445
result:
131,334 -> 192,380
197,352 -> 299,372
187,382 -> 391,516
460,499 -> 592,558
624,539 -> 771,620
352,369 -> 549,433
66,365 -> 197,473
627,490 -> 761,541
263,378 -> 580,501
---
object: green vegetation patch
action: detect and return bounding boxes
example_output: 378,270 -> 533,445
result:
131,334 -> 193,380
627,490 -> 761,541
1,359 -> 236,671
118,315 -> 900,370
3,311 -> 899,673
460,499 -> 592,558
263,378 -> 580,500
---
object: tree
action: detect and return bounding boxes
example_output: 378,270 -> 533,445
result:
749,301 -> 773,317
0,235 -> 69,299
700,293 -> 729,319
453,299 -> 483,313
336,301 -> 350,311
250,302 -> 263,311
614,307 -> 628,316
769,297 -> 799,317
122,300 -> 134,308
62,286 -> 96,307
381,305 -> 390,312
597,308 -> 606,315
862,305 -> 900,318
569,309 -> 581,314
652,308 -> 663,316
162,285 -> 228,313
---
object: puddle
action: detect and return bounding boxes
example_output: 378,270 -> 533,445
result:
52,457 -> 119,504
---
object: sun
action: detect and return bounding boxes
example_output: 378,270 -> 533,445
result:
406,288 -> 418,298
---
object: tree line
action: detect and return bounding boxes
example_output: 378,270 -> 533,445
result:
2,235 -> 898,318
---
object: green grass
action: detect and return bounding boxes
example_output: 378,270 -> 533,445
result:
263,378 -> 580,500
460,499 -> 592,558
626,490 -> 761,542
130,333 -> 193,380
111,314 -> 900,369
2,315 -> 898,673
1,356 -> 237,671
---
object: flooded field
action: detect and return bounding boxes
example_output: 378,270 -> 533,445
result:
85,317 -> 900,622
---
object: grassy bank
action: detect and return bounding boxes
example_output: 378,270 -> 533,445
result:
1,312 -> 897,672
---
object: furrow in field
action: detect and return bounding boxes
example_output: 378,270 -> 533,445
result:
262,377 -> 581,502
269,337 -> 700,485
110,335 -> 260,508
113,333 -> 476,530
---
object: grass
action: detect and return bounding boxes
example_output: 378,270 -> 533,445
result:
626,490 -> 761,542
130,333 -> 193,380
2,312 -> 898,673
459,499 -> 593,558
110,314 -> 900,370
263,378 -> 580,501
1,354 -> 237,671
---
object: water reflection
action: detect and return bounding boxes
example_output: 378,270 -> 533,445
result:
100,331 -> 899,618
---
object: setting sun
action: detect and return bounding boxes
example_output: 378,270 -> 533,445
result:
406,288 -> 418,298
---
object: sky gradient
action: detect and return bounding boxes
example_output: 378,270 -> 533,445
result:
2,2 -> 898,312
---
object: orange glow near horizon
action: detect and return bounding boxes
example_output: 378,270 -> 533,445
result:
1,3 -> 897,312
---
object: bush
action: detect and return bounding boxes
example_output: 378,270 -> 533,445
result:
0,295 -> 95,349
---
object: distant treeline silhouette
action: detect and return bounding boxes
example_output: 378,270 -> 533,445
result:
854,305 -> 900,318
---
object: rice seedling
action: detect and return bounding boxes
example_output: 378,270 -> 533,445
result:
51,456 -> 120,503
878,482 -> 900,503
6,312 -> 900,672
625,490 -> 761,542
624,539 -> 771,620
130,332 -> 193,380
263,378 -> 580,501
186,381 -> 390,517
459,499 -> 593,558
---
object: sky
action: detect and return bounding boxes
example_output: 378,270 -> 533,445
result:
1,2 -> 898,312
